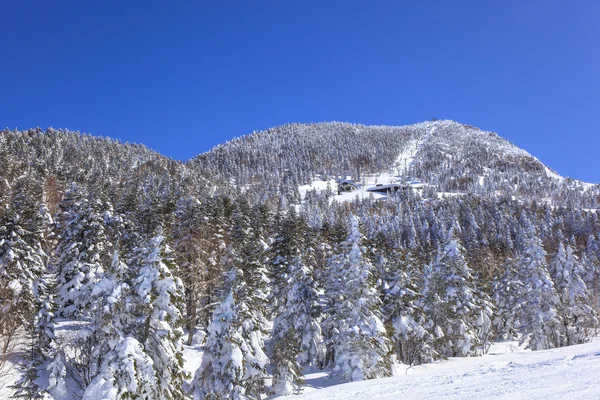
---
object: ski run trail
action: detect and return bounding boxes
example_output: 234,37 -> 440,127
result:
294,338 -> 600,400
393,123 -> 433,178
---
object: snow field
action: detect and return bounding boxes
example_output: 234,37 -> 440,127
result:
294,338 -> 600,400
5,333 -> 600,399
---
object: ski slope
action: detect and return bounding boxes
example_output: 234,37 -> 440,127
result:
393,124 -> 433,177
295,339 -> 600,400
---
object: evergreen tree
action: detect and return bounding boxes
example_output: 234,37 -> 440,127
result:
325,215 -> 391,382
515,215 -> 561,350
83,337 -> 157,400
268,209 -> 298,318
130,233 -> 187,399
271,210 -> 324,358
193,201 -> 270,399
193,290 -> 246,400
271,212 -> 324,394
492,258 -> 523,340
55,186 -> 112,318
0,178 -> 55,398
581,235 -> 600,312
193,271 -> 269,399
0,178 -> 48,330
421,227 -> 493,357
11,285 -> 56,399
549,242 -> 598,345
271,328 -> 303,396
46,350 -> 68,398
383,251 -> 435,366
80,250 -> 138,398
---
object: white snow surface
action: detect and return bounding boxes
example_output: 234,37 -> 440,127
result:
4,330 -> 600,399
294,339 -> 600,400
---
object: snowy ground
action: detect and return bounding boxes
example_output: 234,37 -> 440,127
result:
4,333 -> 600,399
0,364 -> 18,400
293,339 -> 600,400
182,341 -> 204,381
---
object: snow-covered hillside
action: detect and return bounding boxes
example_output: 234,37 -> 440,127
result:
2,124 -> 600,399
192,120 -> 599,208
295,339 -> 600,400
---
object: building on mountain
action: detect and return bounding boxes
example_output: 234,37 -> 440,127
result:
367,180 -> 426,194
338,180 -> 359,194
367,183 -> 406,194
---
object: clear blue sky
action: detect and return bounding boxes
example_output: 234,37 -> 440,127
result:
2,1 -> 599,182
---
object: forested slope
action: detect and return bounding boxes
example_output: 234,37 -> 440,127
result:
0,122 -> 599,399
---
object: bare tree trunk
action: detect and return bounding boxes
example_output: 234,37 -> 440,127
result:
186,287 -> 197,346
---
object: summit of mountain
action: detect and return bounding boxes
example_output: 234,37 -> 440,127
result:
188,120 -> 597,206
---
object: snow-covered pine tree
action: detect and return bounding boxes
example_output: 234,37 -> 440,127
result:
193,269 -> 269,399
271,210 -> 324,395
46,349 -> 68,398
193,200 -> 270,399
319,219 -> 350,369
80,248 -> 149,399
492,258 -> 524,340
421,226 -> 493,357
383,251 -> 435,366
268,208 -> 297,318
271,327 -> 303,397
548,241 -> 598,345
130,232 -> 187,399
11,281 -> 56,399
581,235 -> 600,312
193,289 -> 246,400
514,214 -> 561,350
325,215 -> 391,382
0,177 -> 48,331
286,244 -> 324,369
82,336 -> 157,400
0,177 -> 56,398
54,185 -> 112,318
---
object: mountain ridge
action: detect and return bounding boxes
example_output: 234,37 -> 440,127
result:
1,119 -> 600,399
191,119 -> 551,175
186,119 -> 598,208
4,121 -> 589,186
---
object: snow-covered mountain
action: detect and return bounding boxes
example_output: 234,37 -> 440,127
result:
189,120 -> 598,207
1,122 -> 599,399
